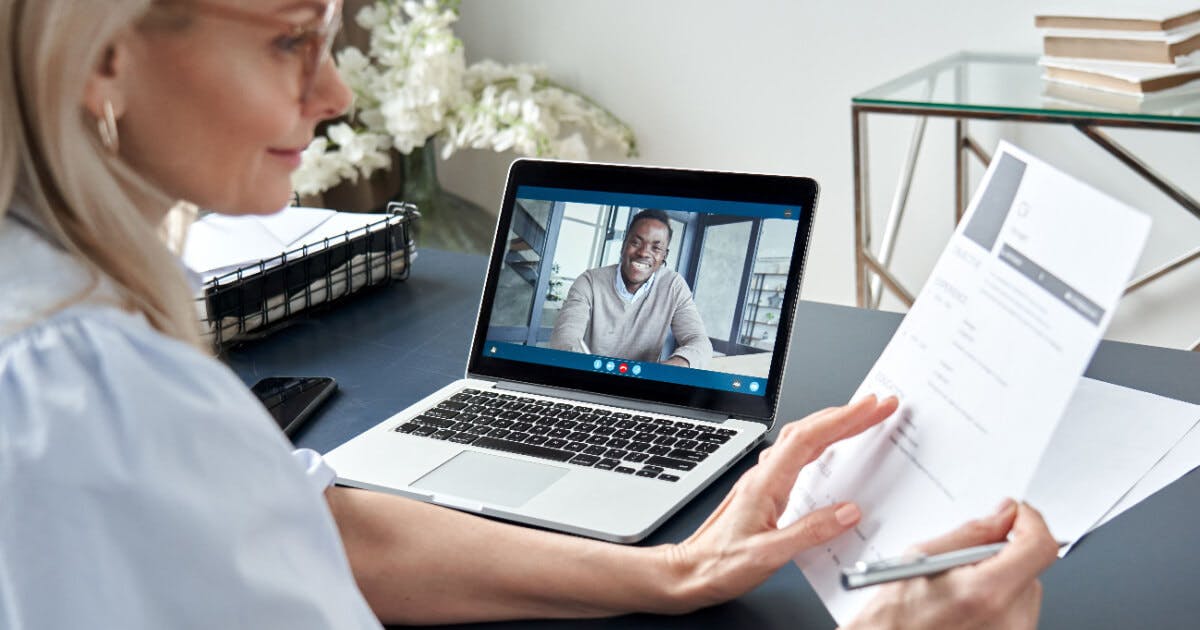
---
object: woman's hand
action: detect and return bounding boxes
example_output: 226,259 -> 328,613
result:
657,394 -> 899,611
844,500 -> 1060,630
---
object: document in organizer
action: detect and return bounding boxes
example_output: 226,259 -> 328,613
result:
778,142 -> 1150,624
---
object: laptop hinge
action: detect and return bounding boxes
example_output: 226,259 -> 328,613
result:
493,380 -> 732,424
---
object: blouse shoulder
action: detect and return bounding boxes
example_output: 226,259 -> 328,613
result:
0,288 -> 377,627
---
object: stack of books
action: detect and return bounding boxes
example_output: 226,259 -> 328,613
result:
1036,3 -> 1200,106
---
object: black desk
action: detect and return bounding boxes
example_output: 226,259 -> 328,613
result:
227,249 -> 1200,629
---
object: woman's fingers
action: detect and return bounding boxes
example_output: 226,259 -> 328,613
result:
913,498 -> 1017,556
968,504 -> 1060,604
757,395 -> 898,499
762,501 -> 862,559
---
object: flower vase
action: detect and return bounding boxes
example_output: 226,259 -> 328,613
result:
401,143 -> 496,254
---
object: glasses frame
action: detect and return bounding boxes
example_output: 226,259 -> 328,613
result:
154,0 -> 343,103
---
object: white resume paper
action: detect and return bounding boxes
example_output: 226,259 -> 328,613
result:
780,142 -> 1150,624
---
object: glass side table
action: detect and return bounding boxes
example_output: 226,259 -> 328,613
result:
852,52 -> 1200,350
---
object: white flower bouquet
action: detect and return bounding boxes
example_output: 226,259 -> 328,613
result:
292,0 -> 638,197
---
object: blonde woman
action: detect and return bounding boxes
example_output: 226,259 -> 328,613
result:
0,1 -> 1058,628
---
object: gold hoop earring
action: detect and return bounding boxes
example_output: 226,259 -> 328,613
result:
97,100 -> 119,152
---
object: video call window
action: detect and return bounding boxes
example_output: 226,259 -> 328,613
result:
486,190 -> 798,392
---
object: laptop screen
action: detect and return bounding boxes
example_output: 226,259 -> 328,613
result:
469,160 -> 817,421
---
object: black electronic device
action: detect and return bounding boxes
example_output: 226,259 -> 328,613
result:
251,376 -> 338,437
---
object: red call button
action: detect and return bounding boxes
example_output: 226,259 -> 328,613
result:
618,362 -> 628,374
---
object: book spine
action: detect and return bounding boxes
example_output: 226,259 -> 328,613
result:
1044,37 -> 1171,64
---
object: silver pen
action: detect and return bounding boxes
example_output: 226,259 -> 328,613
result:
840,541 -> 1067,590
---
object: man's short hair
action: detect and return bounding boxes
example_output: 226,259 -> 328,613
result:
627,209 -> 673,241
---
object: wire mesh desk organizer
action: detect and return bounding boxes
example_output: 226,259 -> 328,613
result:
196,203 -> 417,348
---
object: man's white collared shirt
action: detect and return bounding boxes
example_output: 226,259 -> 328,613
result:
612,265 -> 656,304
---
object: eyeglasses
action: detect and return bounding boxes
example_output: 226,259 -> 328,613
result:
154,0 -> 343,103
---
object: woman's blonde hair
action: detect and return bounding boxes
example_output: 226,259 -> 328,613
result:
0,0 -> 203,348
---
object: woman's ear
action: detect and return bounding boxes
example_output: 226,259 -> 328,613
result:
82,39 -> 130,122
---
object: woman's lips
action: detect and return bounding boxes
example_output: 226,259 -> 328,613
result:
267,148 -> 304,169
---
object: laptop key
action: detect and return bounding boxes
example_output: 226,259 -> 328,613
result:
411,425 -> 436,437
595,459 -> 620,470
448,433 -> 477,444
448,393 -> 473,403
545,438 -> 568,449
585,435 -> 609,445
653,435 -> 678,446
508,432 -> 531,443
697,442 -> 720,453
395,422 -> 420,433
647,445 -> 671,456
510,422 -> 533,433
667,449 -> 707,462
472,436 -> 574,462
676,438 -> 699,451
548,428 -> 571,439
625,452 -> 650,463
487,428 -> 511,439
658,474 -> 680,482
564,441 -> 587,453
615,419 -> 637,429
645,455 -> 697,471
438,400 -> 468,411
414,416 -> 455,429
584,445 -> 608,456
635,468 -> 659,478
606,438 -> 629,449
425,409 -> 460,420
526,435 -> 548,446
568,431 -> 590,442
615,466 -> 636,474
527,425 -> 551,436
605,448 -> 628,459
570,454 -> 599,467
697,433 -> 730,444
627,442 -> 651,453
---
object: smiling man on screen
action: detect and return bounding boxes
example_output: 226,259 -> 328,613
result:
549,209 -> 712,368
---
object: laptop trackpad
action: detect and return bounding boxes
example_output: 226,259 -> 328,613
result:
412,451 -> 569,508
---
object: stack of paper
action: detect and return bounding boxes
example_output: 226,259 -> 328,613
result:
1036,2 -> 1200,99
184,206 -> 414,345
780,142 -> 1200,624
183,207 -> 399,281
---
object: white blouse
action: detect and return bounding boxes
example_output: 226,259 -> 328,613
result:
0,214 -> 381,629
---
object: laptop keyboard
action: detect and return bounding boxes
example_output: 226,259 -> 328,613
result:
394,389 -> 737,482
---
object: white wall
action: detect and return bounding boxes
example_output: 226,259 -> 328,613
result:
438,0 -> 1200,350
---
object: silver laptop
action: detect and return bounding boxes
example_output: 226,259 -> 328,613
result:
325,159 -> 819,542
